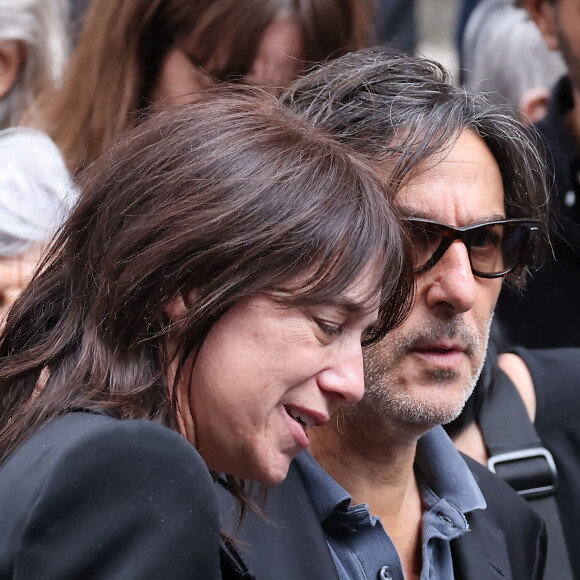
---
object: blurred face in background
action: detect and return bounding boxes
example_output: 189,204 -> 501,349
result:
151,14 -> 304,106
245,14 -> 304,87
551,0 -> 580,92
527,0 -> 580,92
0,39 -> 25,101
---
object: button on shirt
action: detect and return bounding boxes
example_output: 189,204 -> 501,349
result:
295,426 -> 486,580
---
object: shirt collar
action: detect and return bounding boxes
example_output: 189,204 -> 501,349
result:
295,425 -> 486,526
415,426 -> 486,514
295,449 -> 353,524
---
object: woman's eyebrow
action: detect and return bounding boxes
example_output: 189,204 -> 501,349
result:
332,298 -> 379,316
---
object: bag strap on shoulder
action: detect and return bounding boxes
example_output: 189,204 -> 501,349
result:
479,367 -> 572,579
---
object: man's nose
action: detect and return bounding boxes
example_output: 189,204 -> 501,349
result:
423,239 -> 477,314
316,341 -> 366,405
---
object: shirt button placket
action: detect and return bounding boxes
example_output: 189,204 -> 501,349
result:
378,565 -> 393,580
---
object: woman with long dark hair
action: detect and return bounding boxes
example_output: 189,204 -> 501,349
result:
0,89 -> 413,578
29,0 -> 373,174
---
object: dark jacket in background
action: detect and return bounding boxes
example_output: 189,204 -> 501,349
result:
497,75 -> 580,349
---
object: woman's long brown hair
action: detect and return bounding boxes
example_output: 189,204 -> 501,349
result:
30,0 -> 373,174
0,88 -> 413,462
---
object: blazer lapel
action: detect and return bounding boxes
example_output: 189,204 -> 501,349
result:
451,510 -> 512,580
216,464 -> 339,580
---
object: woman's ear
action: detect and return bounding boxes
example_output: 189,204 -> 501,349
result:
165,294 -> 189,322
165,290 -> 198,322
0,40 -> 26,99
524,0 -> 561,52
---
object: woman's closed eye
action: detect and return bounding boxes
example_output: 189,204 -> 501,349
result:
315,319 -> 342,337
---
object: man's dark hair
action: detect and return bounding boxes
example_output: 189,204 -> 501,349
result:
282,48 -> 551,286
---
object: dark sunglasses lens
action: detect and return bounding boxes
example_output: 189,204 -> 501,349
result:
500,223 -> 531,271
468,224 -> 505,274
469,223 -> 530,275
405,219 -> 536,277
407,221 -> 443,270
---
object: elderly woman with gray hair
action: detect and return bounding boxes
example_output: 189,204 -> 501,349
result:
0,0 -> 69,130
0,127 -> 72,318
0,1 -> 74,316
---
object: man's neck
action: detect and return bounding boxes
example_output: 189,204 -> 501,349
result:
310,417 -> 429,579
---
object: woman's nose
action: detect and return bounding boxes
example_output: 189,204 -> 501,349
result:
316,342 -> 365,404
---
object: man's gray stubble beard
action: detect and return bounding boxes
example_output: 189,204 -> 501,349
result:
348,314 -> 493,428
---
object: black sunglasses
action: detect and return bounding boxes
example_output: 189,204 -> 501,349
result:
403,217 -> 541,278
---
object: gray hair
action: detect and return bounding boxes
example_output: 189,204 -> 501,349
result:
0,0 -> 69,129
463,0 -> 565,106
0,128 -> 74,256
281,49 -> 551,286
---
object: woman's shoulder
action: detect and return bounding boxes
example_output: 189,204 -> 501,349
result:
2,412 -> 215,503
0,413 -> 222,579
37,412 -> 209,475
500,346 -> 580,428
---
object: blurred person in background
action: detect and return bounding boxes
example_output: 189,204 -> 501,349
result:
0,1 -> 72,321
0,0 -> 69,130
28,0 -> 373,175
462,0 -> 565,124
0,128 -> 72,321
495,0 -> 580,349
375,0 -> 416,54
447,319 -> 578,578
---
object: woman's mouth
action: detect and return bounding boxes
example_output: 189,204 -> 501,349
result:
282,404 -> 328,450
285,407 -> 317,429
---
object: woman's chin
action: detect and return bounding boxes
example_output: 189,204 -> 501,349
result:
242,457 -> 292,485
260,464 -> 291,485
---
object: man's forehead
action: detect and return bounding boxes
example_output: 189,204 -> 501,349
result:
398,204 -> 506,225
383,130 -> 507,225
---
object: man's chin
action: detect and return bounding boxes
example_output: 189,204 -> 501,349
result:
384,390 -> 469,427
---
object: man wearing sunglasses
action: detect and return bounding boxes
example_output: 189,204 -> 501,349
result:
218,50 -> 550,580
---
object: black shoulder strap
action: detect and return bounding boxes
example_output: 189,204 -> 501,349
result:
479,367 -> 572,580
220,537 -> 256,580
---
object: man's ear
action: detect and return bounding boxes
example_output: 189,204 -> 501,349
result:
524,0 -> 561,51
519,87 -> 551,124
0,40 -> 26,100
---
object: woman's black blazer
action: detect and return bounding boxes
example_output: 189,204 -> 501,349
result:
0,412 -> 221,579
